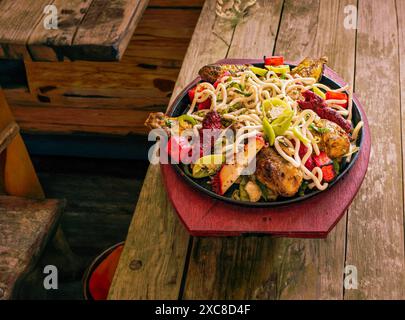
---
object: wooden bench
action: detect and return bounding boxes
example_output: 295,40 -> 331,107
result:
0,85 -> 72,300
0,0 -> 203,144
0,196 -> 64,300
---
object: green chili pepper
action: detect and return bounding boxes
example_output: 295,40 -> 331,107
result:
178,114 -> 197,127
265,65 -> 290,74
263,117 -> 276,146
292,127 -> 311,144
271,108 -> 294,136
249,66 -> 268,77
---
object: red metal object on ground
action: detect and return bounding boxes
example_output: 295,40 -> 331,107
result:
161,61 -> 371,238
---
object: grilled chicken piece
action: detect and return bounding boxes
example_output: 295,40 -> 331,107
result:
291,56 -> 328,81
313,119 -> 350,159
198,64 -> 248,83
145,112 -> 169,130
256,147 -> 303,197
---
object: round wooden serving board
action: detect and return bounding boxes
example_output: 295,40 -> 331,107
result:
161,60 -> 371,238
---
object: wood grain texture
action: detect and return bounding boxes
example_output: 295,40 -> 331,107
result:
0,122 -> 19,155
398,0 -> 405,285
183,0 -> 357,300
4,7 -> 201,135
344,0 -> 405,299
108,0 -> 232,300
0,0 -> 54,60
72,0 -> 149,61
149,0 -> 205,7
28,0 -> 94,61
0,0 -> 149,61
108,164 -> 190,300
0,196 -> 63,300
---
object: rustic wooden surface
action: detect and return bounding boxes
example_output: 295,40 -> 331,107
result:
0,0 -> 149,61
2,3 -> 202,136
108,0 -> 405,300
0,195 -> 63,299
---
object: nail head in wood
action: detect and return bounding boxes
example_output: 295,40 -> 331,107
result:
129,260 -> 142,271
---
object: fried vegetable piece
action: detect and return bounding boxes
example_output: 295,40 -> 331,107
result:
256,147 -> 303,198
298,90 -> 352,133
291,56 -> 328,81
145,112 -> 169,130
198,64 -> 248,83
313,119 -> 351,159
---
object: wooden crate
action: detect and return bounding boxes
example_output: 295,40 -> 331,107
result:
2,0 -> 204,136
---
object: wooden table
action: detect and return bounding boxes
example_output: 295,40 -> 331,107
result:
0,0 -> 149,61
109,0 -> 405,299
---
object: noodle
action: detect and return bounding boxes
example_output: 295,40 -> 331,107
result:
183,67 -> 362,193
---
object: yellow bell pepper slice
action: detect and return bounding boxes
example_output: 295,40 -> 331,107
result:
292,127 -> 311,144
271,108 -> 294,136
263,117 -> 275,146
312,86 -> 326,99
249,66 -> 268,77
265,65 -> 290,74
192,154 -> 224,178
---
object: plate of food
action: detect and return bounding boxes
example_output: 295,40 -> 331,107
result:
146,56 -> 364,208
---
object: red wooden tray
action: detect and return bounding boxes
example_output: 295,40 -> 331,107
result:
161,60 -> 371,238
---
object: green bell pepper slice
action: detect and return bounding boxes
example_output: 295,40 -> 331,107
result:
178,114 -> 197,127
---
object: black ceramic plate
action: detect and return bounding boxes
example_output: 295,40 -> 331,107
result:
167,63 -> 364,207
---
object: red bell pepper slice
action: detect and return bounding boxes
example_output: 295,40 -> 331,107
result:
197,99 -> 211,110
299,144 -> 315,171
166,135 -> 193,163
313,151 -> 332,168
321,164 -> 336,182
264,56 -> 284,66
325,91 -> 348,108
188,87 -> 197,102
188,85 -> 211,110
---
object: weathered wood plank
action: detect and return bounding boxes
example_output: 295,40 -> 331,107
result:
0,0 -> 53,60
28,0 -> 95,61
0,195 -> 64,300
149,0 -> 205,7
71,0 -> 149,61
399,0 -> 405,286
183,0 -> 356,300
4,7 -> 201,135
108,0 -> 231,300
0,122 -> 19,154
344,0 -> 405,299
